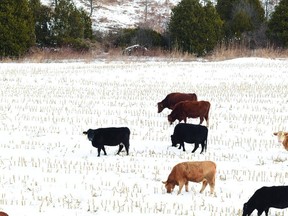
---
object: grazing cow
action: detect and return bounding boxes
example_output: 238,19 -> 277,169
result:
0,212 -> 8,216
157,92 -> 197,113
273,131 -> 288,150
171,123 -> 208,154
242,186 -> 288,216
167,100 -> 210,126
162,161 -> 216,195
83,127 -> 130,157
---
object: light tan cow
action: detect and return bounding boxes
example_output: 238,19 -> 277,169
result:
162,161 -> 216,195
274,131 -> 288,150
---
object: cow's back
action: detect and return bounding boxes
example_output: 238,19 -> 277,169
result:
176,161 -> 216,182
0,212 -> 8,216
94,127 -> 130,145
252,186 -> 288,207
184,161 -> 216,182
173,123 -> 208,140
168,93 -> 197,105
184,101 -> 210,114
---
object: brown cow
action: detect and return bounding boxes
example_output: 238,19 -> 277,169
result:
273,131 -> 288,150
162,161 -> 216,195
0,212 -> 9,216
167,100 -> 210,126
157,92 -> 197,113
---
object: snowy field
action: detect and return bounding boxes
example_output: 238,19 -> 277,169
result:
0,58 -> 287,216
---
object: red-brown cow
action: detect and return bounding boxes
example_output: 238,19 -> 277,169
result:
0,212 -> 9,216
163,161 -> 216,195
157,92 -> 197,113
167,100 -> 210,126
273,131 -> 288,151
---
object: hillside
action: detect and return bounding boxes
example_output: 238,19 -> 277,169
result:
41,0 -> 275,34
40,0 -> 213,33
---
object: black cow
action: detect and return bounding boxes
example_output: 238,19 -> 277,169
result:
83,127 -> 130,157
243,186 -> 288,216
171,123 -> 208,154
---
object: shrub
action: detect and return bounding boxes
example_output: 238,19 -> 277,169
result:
168,0 -> 223,56
267,0 -> 288,48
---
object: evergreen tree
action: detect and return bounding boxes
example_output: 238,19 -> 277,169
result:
267,0 -> 288,47
168,0 -> 223,56
52,0 -> 92,47
29,0 -> 54,46
216,0 -> 265,40
0,0 -> 35,57
80,8 -> 93,40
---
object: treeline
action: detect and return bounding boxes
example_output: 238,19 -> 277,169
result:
0,0 -> 92,58
1,0 -> 288,58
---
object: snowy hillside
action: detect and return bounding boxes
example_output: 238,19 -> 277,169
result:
41,0 -> 182,32
41,0 -> 275,33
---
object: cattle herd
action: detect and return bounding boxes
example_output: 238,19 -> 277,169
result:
82,92 -> 288,216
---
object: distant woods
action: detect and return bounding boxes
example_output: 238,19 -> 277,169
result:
0,0 -> 287,58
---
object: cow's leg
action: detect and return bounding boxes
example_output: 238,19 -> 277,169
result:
102,146 -> 107,155
181,142 -> 185,151
257,209 -> 265,216
185,182 -> 189,192
124,142 -> 129,155
199,116 -> 204,125
264,208 -> 269,216
205,117 -> 209,127
199,142 -> 204,154
177,181 -> 185,195
208,177 -> 215,194
200,179 -> 208,193
117,144 -> 124,155
191,143 -> 199,153
97,147 -> 101,157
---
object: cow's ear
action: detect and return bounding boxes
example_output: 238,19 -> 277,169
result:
162,181 -> 167,184
273,132 -> 278,136
284,132 -> 288,136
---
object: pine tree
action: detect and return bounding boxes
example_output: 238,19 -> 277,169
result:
267,0 -> 288,47
0,0 -> 35,57
29,0 -> 54,47
216,0 -> 265,40
169,0 -> 223,56
52,0 -> 92,47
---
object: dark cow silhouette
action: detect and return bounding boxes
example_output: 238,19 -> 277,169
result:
171,123 -> 208,154
83,127 -> 130,157
243,186 -> 288,216
168,100 -> 210,126
157,92 -> 197,113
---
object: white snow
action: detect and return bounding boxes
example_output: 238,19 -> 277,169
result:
0,58 -> 287,216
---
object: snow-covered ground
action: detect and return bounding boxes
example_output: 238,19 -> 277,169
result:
0,58 -> 287,216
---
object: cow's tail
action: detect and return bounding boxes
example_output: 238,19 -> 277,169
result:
205,132 -> 208,152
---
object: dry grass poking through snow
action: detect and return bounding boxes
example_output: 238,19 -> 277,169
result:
0,58 -> 287,216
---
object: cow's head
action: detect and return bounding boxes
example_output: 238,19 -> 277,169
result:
157,102 -> 164,113
162,181 -> 175,193
83,129 -> 95,141
242,202 -> 253,216
273,131 -> 288,143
